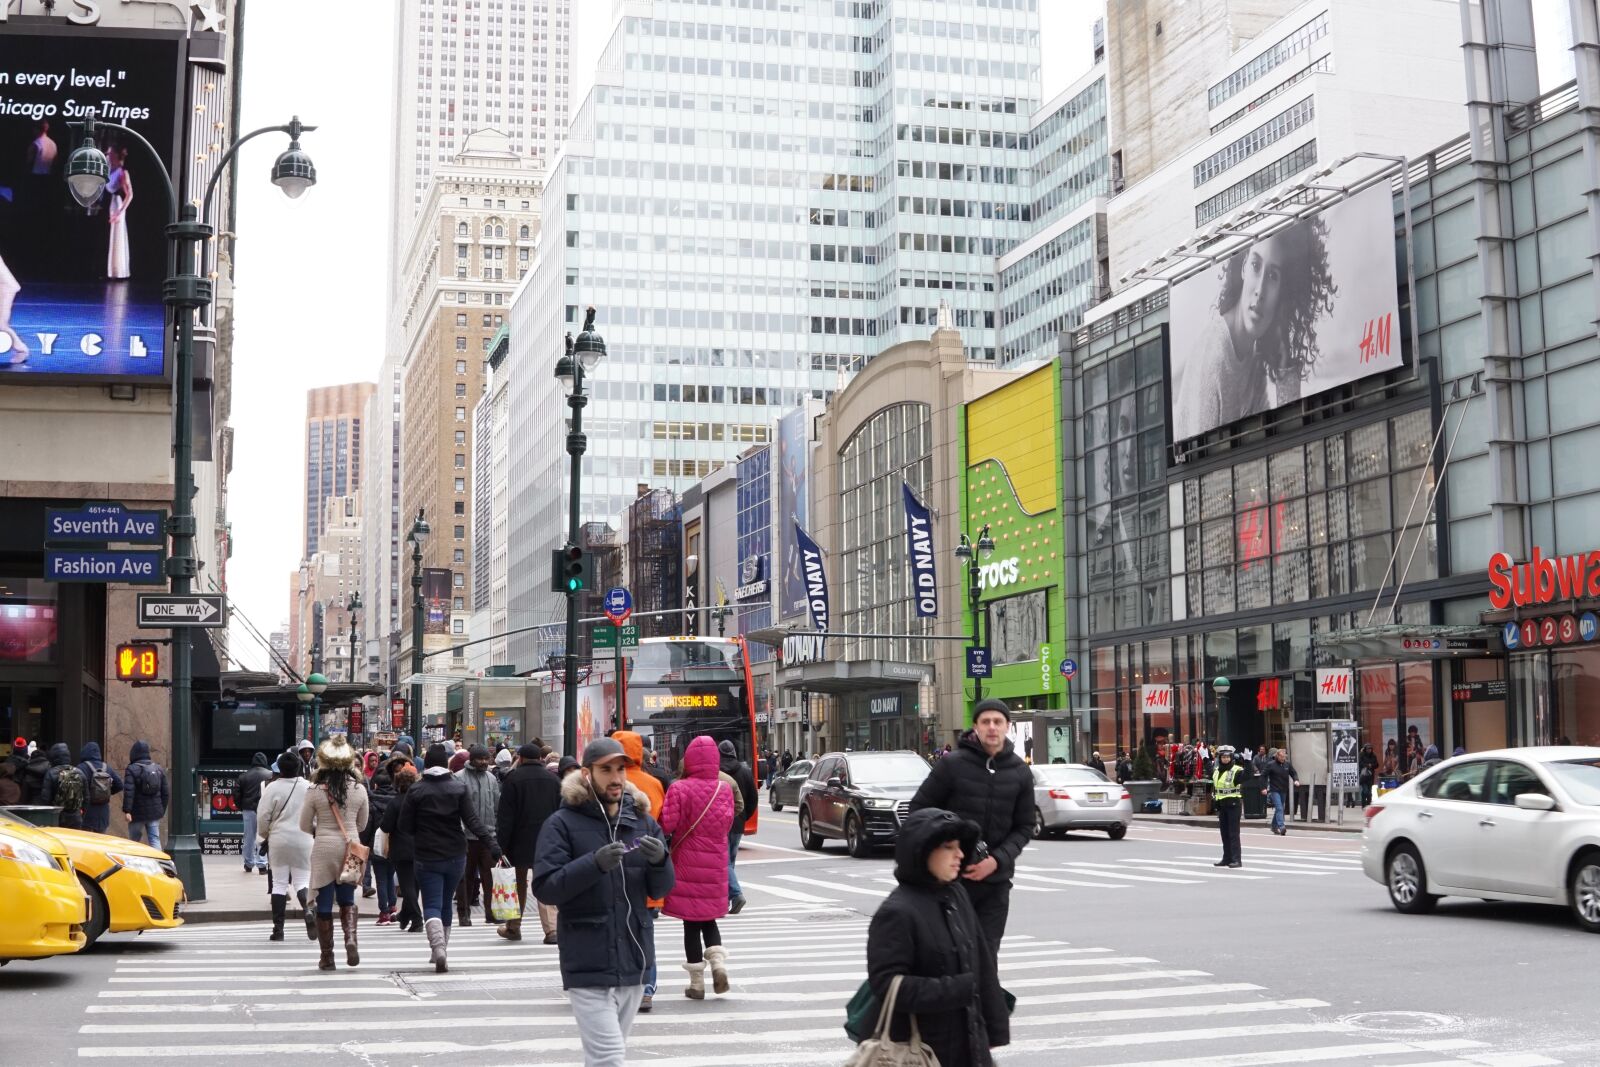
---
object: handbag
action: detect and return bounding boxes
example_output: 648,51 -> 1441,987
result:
324,786 -> 370,885
488,864 -> 520,922
373,828 -> 389,859
843,975 -> 939,1067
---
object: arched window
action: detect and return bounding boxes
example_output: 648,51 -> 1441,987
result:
457,221 -> 468,236
519,224 -> 530,239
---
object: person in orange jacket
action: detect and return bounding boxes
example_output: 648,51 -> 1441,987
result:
612,730 -> 665,1013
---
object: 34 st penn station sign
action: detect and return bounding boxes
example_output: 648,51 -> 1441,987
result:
0,0 -> 226,30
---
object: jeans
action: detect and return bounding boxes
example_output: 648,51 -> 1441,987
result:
727,832 -> 743,898
371,855 -> 397,913
567,985 -> 644,1067
417,854 -> 467,927
1270,789 -> 1287,832
241,810 -> 261,869
129,819 -> 161,851
315,881 -> 357,916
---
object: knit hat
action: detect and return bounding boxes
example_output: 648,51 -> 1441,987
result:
518,743 -> 542,761
424,743 -> 450,769
448,749 -> 470,773
316,735 -> 357,771
468,744 -> 491,761
973,698 -> 1012,723
495,748 -> 513,766
11,737 -> 26,757
717,739 -> 737,757
277,750 -> 303,778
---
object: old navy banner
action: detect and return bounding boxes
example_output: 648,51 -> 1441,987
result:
901,482 -> 938,618
794,521 -> 830,636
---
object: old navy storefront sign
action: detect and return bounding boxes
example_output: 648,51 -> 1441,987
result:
1487,547 -> 1600,610
901,482 -> 937,618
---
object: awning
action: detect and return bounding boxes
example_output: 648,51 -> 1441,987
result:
1316,624 -> 1501,662
776,658 -> 932,694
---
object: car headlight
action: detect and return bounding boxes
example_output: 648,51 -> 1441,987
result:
106,852 -> 167,877
0,836 -> 61,873
863,798 -> 896,810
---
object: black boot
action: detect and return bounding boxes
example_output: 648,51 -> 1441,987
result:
457,900 -> 472,927
298,888 -> 316,941
269,895 -> 286,942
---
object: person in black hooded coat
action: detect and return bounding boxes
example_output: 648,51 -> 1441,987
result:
865,807 -> 1010,1067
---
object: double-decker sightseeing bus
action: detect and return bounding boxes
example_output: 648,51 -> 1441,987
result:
623,635 -> 759,832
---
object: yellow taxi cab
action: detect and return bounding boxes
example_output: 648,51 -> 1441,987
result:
0,812 -> 184,946
0,818 -> 88,963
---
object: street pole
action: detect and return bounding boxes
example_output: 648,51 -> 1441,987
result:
969,558 -> 983,705
411,510 -> 427,747
65,114 -> 316,903
559,310 -> 607,757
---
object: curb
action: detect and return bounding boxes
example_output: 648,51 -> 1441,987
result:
1135,814 -> 1363,835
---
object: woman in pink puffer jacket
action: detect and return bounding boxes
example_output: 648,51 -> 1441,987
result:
660,735 -> 737,999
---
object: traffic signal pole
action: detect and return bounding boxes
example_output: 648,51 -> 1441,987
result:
562,333 -> 587,758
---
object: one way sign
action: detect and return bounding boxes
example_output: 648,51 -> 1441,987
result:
137,593 -> 226,628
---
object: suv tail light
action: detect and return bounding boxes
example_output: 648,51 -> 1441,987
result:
1120,791 -> 1131,800
1363,804 -> 1384,827
1047,788 -> 1074,800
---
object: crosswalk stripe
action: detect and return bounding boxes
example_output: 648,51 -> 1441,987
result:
1141,859 -> 1338,876
1044,863 -> 1202,885
1117,861 -> 1269,880
1178,854 -> 1353,872
771,874 -> 887,898
1009,871 -> 1133,888
730,878 -> 837,902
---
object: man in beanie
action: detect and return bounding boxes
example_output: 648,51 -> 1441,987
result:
535,738 -> 673,1067
495,742 -> 562,942
453,743 -> 500,926
908,698 -> 1034,963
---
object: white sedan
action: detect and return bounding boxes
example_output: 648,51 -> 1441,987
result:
1361,746 -> 1600,931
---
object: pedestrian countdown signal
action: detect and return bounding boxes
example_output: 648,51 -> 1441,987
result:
115,642 -> 160,682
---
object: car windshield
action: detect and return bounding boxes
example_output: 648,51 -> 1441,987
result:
1546,759 -> 1600,806
1034,766 -> 1109,785
848,755 -> 930,787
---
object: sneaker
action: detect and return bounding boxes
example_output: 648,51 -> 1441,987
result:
639,994 -> 653,1014
362,886 -> 377,899
375,912 -> 392,927
1213,860 -> 1228,867
729,894 -> 747,915
1228,862 -> 1242,868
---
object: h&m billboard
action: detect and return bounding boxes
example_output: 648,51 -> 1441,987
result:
1167,182 -> 1404,442
0,25 -> 186,384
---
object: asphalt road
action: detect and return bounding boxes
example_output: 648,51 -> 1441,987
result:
9,812 -> 1596,1065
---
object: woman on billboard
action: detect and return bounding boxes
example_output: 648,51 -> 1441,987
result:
0,253 -> 26,364
106,146 -> 133,281
1174,219 -> 1336,436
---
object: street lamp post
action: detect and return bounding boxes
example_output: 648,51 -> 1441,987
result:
298,673 -> 328,746
954,523 -> 996,707
408,510 -> 431,746
346,592 -> 361,685
555,309 -> 606,757
64,113 -> 315,901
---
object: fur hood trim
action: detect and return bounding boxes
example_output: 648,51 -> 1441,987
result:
560,769 -> 650,812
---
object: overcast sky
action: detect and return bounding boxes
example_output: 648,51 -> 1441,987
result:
222,0 -> 1571,672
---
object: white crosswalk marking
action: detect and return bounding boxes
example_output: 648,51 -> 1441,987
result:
71,888 -> 1564,1067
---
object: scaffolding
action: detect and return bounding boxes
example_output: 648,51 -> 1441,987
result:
626,488 -> 683,637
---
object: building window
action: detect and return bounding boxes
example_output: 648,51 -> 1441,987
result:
454,502 -> 465,515
453,596 -> 464,610
455,453 -> 466,468
455,360 -> 467,373
455,407 -> 466,422
452,619 -> 464,634
453,548 -> 465,563
455,431 -> 466,445
455,383 -> 467,397
453,571 -> 464,588
454,524 -> 465,539
454,477 -> 466,492
456,337 -> 467,351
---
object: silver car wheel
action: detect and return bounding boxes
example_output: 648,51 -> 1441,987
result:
1574,864 -> 1600,925
1389,850 -> 1420,905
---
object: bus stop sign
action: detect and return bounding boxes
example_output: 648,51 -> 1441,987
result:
604,587 -> 633,625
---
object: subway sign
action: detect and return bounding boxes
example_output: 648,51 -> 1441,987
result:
1488,547 -> 1600,610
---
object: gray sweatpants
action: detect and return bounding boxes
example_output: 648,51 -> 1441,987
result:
567,985 -> 645,1067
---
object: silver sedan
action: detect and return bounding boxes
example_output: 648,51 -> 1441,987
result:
767,759 -> 814,811
1031,764 -> 1132,839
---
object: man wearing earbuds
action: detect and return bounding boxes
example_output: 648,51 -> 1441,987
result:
535,738 -> 675,1067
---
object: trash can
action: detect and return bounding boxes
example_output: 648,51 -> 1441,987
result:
1,805 -> 62,828
1243,774 -> 1267,818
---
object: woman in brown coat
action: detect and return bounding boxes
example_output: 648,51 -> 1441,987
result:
299,735 -> 369,970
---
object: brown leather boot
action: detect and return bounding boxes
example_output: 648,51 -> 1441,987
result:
496,919 -> 522,941
339,904 -> 360,966
316,915 -> 336,971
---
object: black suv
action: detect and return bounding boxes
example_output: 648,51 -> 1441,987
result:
797,751 -> 932,858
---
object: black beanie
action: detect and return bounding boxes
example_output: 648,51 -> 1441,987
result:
517,743 -> 541,761
973,698 -> 1012,723
425,743 -> 450,769
468,744 -> 491,761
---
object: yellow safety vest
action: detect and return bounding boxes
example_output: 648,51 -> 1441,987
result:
1212,763 -> 1243,801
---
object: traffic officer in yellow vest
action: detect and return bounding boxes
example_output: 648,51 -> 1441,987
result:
1212,745 -> 1244,868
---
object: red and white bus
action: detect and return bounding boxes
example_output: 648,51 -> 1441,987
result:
622,635 -> 760,833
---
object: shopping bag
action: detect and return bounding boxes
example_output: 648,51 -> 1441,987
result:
488,864 -> 521,922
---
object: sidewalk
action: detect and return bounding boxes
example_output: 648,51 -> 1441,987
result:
180,854 -> 276,924
1134,812 -> 1364,835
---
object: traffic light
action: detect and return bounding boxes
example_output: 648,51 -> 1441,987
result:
115,643 -> 160,682
550,546 -> 592,593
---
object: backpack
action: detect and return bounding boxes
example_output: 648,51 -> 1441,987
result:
54,766 -> 86,814
87,763 -> 114,806
135,763 -> 164,798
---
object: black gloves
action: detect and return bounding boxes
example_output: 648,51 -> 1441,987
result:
636,835 -> 666,866
594,841 -> 626,872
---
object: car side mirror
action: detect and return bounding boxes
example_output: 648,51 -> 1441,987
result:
1513,792 -> 1557,812
827,776 -> 844,789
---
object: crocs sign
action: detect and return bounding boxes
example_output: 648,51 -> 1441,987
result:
1487,547 -> 1600,610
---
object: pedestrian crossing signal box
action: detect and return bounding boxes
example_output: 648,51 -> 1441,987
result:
115,642 -> 160,681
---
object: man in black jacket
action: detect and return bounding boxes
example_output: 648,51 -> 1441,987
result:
496,743 -> 562,943
908,699 -> 1034,961
1260,748 -> 1299,836
236,753 -> 272,873
716,739 -> 757,914
534,737 -> 673,1067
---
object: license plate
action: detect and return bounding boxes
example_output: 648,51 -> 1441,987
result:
1088,791 -> 1106,803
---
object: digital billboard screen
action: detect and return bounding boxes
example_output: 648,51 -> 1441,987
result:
1168,182 -> 1404,442
0,27 -> 185,384
423,568 -> 452,635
